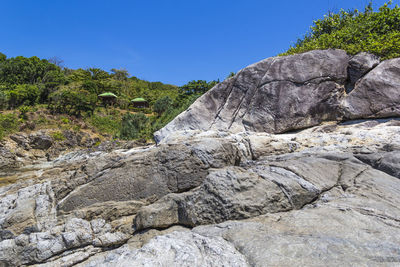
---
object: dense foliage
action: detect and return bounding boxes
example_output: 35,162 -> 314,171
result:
0,113 -> 19,140
153,96 -> 173,116
120,113 -> 149,140
281,1 -> 400,59
0,52 -> 219,140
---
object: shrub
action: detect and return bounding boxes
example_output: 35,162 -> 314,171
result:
49,87 -> 97,117
153,96 -> 173,116
0,113 -> 19,139
50,131 -> 65,141
18,105 -> 31,119
88,113 -> 121,136
132,107 -> 152,114
0,91 -> 8,110
120,112 -> 148,140
6,84 -> 40,108
60,117 -> 70,124
281,1 -> 400,60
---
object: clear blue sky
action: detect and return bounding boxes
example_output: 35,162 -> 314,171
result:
0,0 -> 395,85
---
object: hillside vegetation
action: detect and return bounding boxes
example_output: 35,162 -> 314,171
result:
0,53 -> 218,140
281,1 -> 400,59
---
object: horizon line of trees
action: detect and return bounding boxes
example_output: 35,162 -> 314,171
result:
0,52 -> 221,115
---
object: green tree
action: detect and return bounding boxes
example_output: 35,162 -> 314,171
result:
120,112 -> 148,139
6,84 -> 40,108
49,87 -> 97,117
180,80 -> 218,95
0,53 -> 6,62
111,68 -> 129,81
153,95 -> 173,116
88,68 -> 110,80
227,72 -> 236,78
281,1 -> 400,60
0,56 -> 64,85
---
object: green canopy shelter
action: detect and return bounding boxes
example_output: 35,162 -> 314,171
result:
99,92 -> 117,98
98,92 -> 117,106
131,97 -> 149,108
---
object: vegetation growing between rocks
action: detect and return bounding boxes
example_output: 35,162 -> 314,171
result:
281,1 -> 400,59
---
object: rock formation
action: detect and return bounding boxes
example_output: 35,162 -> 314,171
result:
1,49 -> 400,266
154,49 -> 400,143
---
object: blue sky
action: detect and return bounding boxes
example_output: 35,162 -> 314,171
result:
0,0 -> 396,85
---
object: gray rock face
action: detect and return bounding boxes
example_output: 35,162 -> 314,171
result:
0,217 -> 129,266
0,147 -> 18,171
355,151 -> 400,179
343,57 -> 400,119
133,154 -> 373,231
347,52 -> 380,92
10,133 -> 30,149
57,138 -> 241,213
29,134 -> 53,150
77,231 -> 249,267
155,49 -> 350,142
155,50 -> 400,143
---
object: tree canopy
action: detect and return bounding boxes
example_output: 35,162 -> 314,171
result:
281,1 -> 400,60
0,52 -> 220,140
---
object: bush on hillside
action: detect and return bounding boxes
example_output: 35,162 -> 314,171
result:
88,113 -> 121,136
281,1 -> 400,59
49,87 -> 97,117
0,91 -> 8,110
0,113 -> 19,140
6,84 -> 40,108
120,112 -> 149,140
153,95 -> 173,116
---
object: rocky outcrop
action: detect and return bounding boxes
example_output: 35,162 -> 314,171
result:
343,57 -> 400,119
346,52 -> 380,92
75,231 -> 249,267
0,217 -> 129,266
154,49 -> 400,143
132,151 -> 399,231
29,134 -> 53,150
0,118 -> 399,266
1,50 -> 400,266
56,139 -> 241,213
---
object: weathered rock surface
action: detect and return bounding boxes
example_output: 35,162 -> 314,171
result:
154,50 -> 400,143
29,134 -> 53,150
1,50 -> 400,266
76,231 -> 249,267
343,57 -> 400,119
0,147 -> 19,171
346,52 -> 380,91
56,139 -> 241,213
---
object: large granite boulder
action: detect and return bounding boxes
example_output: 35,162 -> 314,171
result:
343,57 -> 400,119
155,49 -> 400,143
